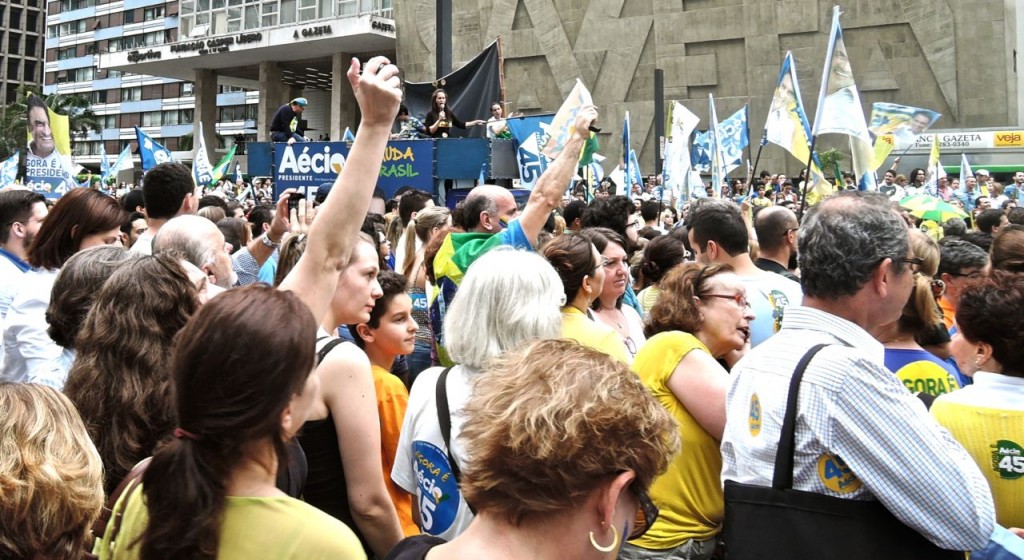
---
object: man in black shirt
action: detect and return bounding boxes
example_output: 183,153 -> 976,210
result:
754,205 -> 800,282
270,97 -> 308,144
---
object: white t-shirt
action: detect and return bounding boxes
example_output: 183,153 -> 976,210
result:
391,364 -> 475,540
1,268 -> 60,383
741,271 -> 803,348
130,230 -> 154,255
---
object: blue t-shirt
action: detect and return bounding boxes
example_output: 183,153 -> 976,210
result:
884,347 -> 960,397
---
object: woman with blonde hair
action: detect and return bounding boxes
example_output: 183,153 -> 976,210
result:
623,262 -> 753,560
385,339 -> 678,559
401,205 -> 451,382
877,229 -> 960,399
0,383 -> 103,560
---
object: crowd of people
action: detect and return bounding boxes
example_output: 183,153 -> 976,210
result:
1,55 -> 1023,560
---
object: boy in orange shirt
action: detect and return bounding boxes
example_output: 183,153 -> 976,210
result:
350,269 -> 420,535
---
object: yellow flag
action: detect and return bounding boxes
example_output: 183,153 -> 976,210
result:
872,134 -> 895,170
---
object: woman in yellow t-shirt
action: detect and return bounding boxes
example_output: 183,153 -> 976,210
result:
100,287 -> 365,560
622,263 -> 754,560
541,232 -> 629,364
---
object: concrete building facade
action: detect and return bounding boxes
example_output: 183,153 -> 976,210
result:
396,0 -> 1022,176
2,0 -> 46,105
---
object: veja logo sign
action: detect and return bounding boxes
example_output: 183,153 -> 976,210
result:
278,145 -> 346,175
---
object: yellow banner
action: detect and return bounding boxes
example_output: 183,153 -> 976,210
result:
993,130 -> 1024,147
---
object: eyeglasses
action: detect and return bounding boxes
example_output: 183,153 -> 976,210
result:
900,256 -> 925,272
628,485 -> 660,540
702,293 -> 750,309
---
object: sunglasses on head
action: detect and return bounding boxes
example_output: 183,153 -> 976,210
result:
628,485 -> 659,540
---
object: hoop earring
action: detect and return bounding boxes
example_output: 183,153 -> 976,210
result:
588,524 -> 620,553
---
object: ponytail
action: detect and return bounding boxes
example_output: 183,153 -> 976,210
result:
402,218 -> 419,279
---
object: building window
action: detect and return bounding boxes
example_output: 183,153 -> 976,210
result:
143,6 -> 164,19
47,24 -> 59,38
59,20 -> 87,36
121,86 -> 142,101
26,10 -> 39,32
8,33 -> 21,55
182,82 -> 194,96
107,69 -> 122,78
124,9 -> 136,23
142,111 -> 162,127
58,46 -> 77,60
10,8 -> 23,27
24,61 -> 37,82
59,0 -> 96,11
98,114 -> 117,128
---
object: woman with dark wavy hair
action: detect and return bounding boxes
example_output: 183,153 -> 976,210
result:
2,187 -> 126,383
932,270 -> 1024,530
101,286 -> 365,559
64,254 -> 199,494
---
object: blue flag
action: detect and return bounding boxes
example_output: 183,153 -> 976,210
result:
708,94 -> 723,198
718,105 -> 749,174
99,143 -> 111,182
627,149 -> 644,191
1,152 -> 18,188
135,127 -> 175,171
343,127 -> 356,142
507,114 -> 554,190
622,111 -> 632,195
691,130 -> 711,173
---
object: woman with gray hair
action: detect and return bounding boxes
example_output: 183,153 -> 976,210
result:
391,248 -> 564,541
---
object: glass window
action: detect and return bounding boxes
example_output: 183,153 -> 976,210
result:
244,5 -> 258,28
143,6 -> 164,20
10,8 -> 22,27
121,86 -> 142,101
181,0 -> 195,15
142,111 -> 162,126
47,24 -> 59,38
281,0 -> 296,23
182,82 -> 195,96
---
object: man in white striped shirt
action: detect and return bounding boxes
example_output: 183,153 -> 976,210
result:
722,191 -> 995,551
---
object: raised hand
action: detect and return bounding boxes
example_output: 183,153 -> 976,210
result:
572,105 -> 598,141
347,56 -> 402,128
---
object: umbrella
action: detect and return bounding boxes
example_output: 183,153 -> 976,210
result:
898,194 -> 967,223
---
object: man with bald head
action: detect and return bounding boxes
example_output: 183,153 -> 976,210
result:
430,107 -> 599,365
153,215 -> 238,289
754,206 -> 800,282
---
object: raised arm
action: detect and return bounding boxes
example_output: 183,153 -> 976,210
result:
278,56 -> 401,323
517,106 -> 598,244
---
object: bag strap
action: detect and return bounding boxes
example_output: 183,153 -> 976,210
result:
434,367 -> 460,482
90,456 -> 152,552
772,343 -> 830,490
316,336 -> 347,366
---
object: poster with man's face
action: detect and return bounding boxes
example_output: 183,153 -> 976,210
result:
25,95 -> 77,197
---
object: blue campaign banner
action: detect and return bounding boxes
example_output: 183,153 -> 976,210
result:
273,140 -> 434,200
506,114 -> 553,190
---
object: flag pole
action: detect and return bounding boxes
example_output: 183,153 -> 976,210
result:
798,136 -> 819,220
747,137 -> 765,193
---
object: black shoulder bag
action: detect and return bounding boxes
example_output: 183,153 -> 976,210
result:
435,366 -> 476,513
722,343 -> 962,560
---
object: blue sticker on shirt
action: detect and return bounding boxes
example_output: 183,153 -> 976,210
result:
412,440 -> 461,535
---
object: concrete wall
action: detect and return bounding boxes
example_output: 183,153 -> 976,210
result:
396,0 -> 1019,176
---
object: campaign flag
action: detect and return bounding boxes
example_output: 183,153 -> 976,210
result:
708,94 -> 724,198
506,114 -> 554,190
25,97 -> 77,196
663,102 -> 701,203
589,153 -> 606,184
0,152 -> 18,188
342,127 -> 356,142
923,134 -> 945,196
608,164 -> 625,195
871,134 -> 896,170
718,105 -> 749,174
959,153 -> 973,194
234,163 -> 242,184
112,146 -> 134,173
764,52 -> 830,193
812,6 -> 875,191
210,145 -> 237,185
99,142 -> 111,182
691,130 -> 712,173
135,127 -> 175,171
627,149 -> 644,190
622,111 -> 632,190
868,102 -> 941,148
191,122 -> 214,187
541,78 -> 594,161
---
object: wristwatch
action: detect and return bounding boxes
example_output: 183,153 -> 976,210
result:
260,234 -> 281,249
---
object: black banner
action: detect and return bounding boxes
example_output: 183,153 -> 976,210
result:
403,40 -> 501,139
